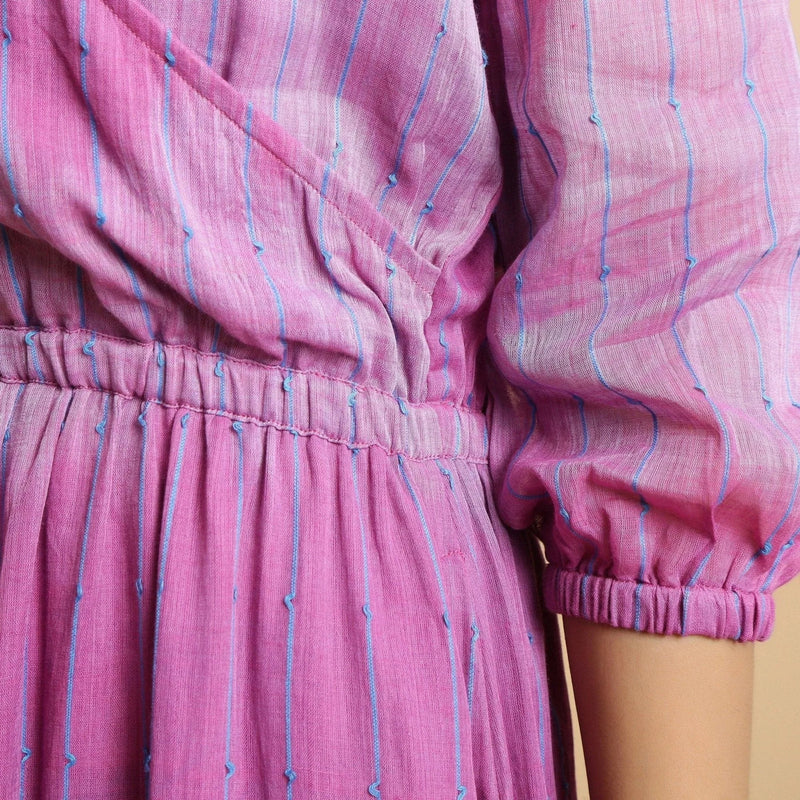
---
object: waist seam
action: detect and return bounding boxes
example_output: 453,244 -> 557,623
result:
0,324 -> 488,463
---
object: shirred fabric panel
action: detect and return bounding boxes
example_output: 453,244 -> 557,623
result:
486,0 -> 800,640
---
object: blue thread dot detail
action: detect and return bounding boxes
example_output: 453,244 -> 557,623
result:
135,578 -> 143,597
180,412 -> 189,428
285,769 -> 297,782
66,754 -> 76,767
759,543 -> 772,556
95,420 -> 106,435
21,746 -> 31,763
12,203 -> 22,217
283,374 -> 292,392
232,420 -> 243,433
225,761 -> 235,777
396,397 -> 408,415
387,172 -> 397,186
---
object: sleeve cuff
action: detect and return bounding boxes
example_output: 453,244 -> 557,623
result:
542,565 -> 775,642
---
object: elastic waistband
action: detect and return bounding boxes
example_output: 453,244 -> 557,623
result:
0,326 -> 488,462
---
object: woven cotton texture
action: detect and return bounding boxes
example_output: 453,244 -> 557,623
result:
0,0 -> 799,797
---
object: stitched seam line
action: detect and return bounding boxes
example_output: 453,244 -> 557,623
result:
97,0 -> 437,298
0,323 -> 480,416
549,565 -> 763,596
0,376 -> 488,464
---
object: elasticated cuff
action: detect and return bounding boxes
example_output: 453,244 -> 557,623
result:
542,565 -> 775,642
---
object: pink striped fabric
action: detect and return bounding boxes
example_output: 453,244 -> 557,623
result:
0,0 -> 798,797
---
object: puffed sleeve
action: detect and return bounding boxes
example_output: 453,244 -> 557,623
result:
481,0 -> 800,640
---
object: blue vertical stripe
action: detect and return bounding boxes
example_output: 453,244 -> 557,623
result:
350,416 -> 382,797
318,170 -> 365,382
136,401 -> 152,798
272,0 -> 298,122
23,331 -> 45,383
78,0 -> 105,229
506,127 -> 551,503
0,1 -> 32,235
214,353 -> 226,413
526,632 -> 547,777
244,102 -> 288,367
384,231 -> 397,319
78,1 -> 156,338
377,0 -> 452,211
19,635 -> 30,800
224,420 -> 245,798
552,395 -> 598,618
582,0 -> 659,622
760,524 -> 800,592
434,459 -> 480,718
64,393 -> 110,799
733,0 -> 799,582
332,0 -> 369,170
81,331 -> 101,390
80,4 -> 156,335
149,411 -> 191,783
397,455 -> 466,799
519,0 -> 557,175
163,32 -> 202,311
1,225 -> 27,324
205,0 -> 219,66
0,382 -> 23,568
681,548 -> 713,635
155,342 -> 165,404
467,620 -> 479,716
438,285 -> 461,400
283,372 -> 300,798
315,5 -> 370,383
410,59 -> 487,248
663,0 -> 731,505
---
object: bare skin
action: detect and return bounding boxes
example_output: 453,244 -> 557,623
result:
563,615 -> 754,800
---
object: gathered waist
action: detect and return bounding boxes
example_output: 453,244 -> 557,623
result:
0,325 -> 488,462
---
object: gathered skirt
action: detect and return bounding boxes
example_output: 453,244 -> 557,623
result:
0,324 -> 575,799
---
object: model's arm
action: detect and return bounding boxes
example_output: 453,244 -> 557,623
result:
563,615 -> 754,800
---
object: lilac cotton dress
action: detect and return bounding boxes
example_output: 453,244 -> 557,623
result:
1,0 -> 800,797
